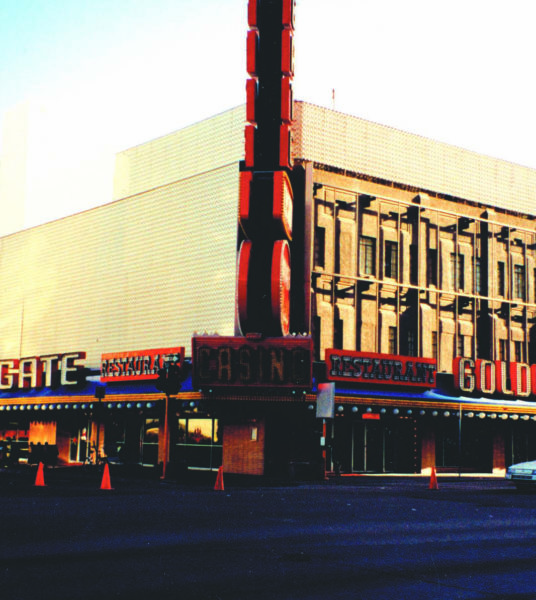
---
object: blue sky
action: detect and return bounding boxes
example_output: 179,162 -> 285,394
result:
1,0 -> 535,231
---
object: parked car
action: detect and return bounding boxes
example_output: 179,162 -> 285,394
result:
506,460 -> 536,489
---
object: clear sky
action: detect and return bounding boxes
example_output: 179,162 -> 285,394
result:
1,0 -> 535,232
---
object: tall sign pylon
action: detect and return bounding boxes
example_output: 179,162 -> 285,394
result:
237,0 -> 296,337
192,0 -> 312,393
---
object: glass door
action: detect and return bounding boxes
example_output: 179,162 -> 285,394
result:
141,418 -> 159,466
352,421 -> 385,472
175,418 -> 222,471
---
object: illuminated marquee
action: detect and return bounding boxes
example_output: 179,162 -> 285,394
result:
101,347 -> 184,382
453,357 -> 536,398
192,336 -> 312,389
0,352 -> 86,390
326,350 -> 437,388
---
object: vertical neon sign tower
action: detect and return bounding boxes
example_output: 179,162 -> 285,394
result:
237,0 -> 297,337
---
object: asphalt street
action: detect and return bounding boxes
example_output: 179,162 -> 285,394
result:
1,468 -> 535,599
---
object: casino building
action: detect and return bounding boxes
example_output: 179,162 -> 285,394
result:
1,101 -> 536,478
2,1 -> 536,478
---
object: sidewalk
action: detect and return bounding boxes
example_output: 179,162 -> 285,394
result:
0,462 -> 510,494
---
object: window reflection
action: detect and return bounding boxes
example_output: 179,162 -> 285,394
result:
175,418 -> 222,471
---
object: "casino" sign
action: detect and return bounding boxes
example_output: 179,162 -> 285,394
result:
192,336 -> 312,390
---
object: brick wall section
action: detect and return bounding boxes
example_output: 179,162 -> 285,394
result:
223,420 -> 265,475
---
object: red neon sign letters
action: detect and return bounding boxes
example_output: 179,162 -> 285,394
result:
453,357 -> 536,398
101,348 -> 184,383
326,350 -> 437,388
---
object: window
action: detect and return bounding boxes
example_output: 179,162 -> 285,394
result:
514,340 -> 523,363
474,258 -> 481,295
314,226 -> 325,269
176,418 -> 222,471
407,329 -> 416,356
384,240 -> 398,279
313,316 -> 321,361
360,236 -> 376,276
334,314 -> 344,349
450,252 -> 465,291
498,339 -> 507,361
427,248 -> 438,287
388,326 -> 397,354
458,254 -> 465,291
410,244 -> 418,285
457,335 -> 465,358
498,261 -> 505,296
431,331 -> 438,360
514,264 -> 526,300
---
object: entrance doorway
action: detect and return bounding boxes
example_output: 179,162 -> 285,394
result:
332,416 -> 418,474
352,421 -> 385,472
141,418 -> 159,466
69,426 -> 89,463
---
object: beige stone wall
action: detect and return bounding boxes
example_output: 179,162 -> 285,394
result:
222,420 -> 265,475
310,167 -> 536,366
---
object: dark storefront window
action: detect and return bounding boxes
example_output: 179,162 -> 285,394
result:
104,421 -> 126,462
435,419 -> 492,472
331,416 -> 420,475
0,423 -> 29,466
507,422 -> 536,466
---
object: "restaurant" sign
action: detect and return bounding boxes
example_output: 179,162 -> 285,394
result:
326,350 -> 437,388
101,348 -> 184,382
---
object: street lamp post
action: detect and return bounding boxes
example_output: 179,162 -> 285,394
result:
155,362 -> 182,479
94,385 -> 106,465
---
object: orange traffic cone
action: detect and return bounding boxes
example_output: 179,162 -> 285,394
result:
34,461 -> 46,487
429,466 -> 439,490
214,466 -> 224,491
100,463 -> 113,490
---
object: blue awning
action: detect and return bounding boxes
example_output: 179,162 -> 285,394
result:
0,372 -> 195,401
